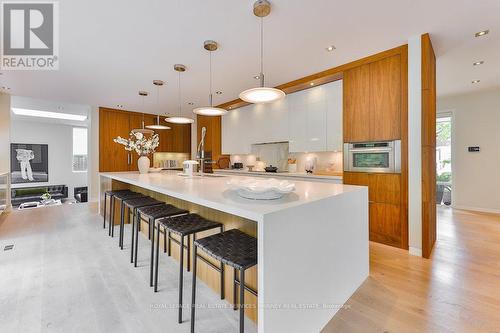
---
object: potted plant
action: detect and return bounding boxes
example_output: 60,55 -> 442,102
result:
114,131 -> 160,174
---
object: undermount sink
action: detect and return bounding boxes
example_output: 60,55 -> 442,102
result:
178,173 -> 227,178
196,173 -> 227,178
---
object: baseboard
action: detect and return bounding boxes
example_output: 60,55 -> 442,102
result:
409,247 -> 422,257
452,205 -> 500,215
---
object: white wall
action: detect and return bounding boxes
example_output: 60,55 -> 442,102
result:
0,93 -> 11,210
0,93 -> 10,173
408,35 -> 423,256
89,107 -> 100,202
10,120 -> 88,198
438,89 -> 500,213
9,96 -> 91,199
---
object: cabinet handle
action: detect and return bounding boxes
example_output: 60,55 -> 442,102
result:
127,153 -> 131,165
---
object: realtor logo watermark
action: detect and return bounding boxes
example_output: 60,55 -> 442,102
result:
1,1 -> 59,70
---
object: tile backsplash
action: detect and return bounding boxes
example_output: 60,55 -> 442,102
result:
153,152 -> 190,169
229,144 -> 343,174
289,151 -> 343,173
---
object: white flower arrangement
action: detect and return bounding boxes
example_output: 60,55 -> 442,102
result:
114,131 -> 160,156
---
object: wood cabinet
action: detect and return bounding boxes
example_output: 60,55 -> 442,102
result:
156,121 -> 191,154
343,64 -> 370,143
99,108 -> 131,172
197,115 -> 222,164
343,172 -> 403,248
99,108 -> 191,172
343,55 -> 401,142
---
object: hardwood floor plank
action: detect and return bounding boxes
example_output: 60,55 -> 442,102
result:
322,206 -> 500,333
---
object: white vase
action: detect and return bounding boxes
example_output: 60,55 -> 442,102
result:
138,155 -> 150,174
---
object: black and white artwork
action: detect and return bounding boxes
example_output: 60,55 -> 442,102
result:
10,144 -> 49,184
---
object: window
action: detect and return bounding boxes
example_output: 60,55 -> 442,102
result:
73,127 -> 88,172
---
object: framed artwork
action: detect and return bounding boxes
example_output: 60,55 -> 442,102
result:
10,143 -> 49,184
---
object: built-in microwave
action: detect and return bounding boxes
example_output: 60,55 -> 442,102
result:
343,140 -> 401,173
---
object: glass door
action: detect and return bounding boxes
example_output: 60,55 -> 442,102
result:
436,113 -> 452,205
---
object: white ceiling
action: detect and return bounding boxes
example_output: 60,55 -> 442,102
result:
1,0 -> 499,114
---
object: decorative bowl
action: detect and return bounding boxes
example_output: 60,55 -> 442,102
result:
227,178 -> 295,200
149,167 -> 163,173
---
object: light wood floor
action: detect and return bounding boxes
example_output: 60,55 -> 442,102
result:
322,206 -> 500,333
1,204 -> 499,332
0,203 -> 256,333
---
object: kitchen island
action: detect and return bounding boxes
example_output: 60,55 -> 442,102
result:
99,171 -> 368,333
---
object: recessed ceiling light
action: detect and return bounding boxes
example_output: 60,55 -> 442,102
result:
475,30 -> 489,37
326,45 -> 336,52
473,61 -> 484,66
472,80 -> 481,84
12,108 -> 87,121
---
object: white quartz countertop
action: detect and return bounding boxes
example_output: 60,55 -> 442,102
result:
214,169 -> 343,181
100,171 -> 362,221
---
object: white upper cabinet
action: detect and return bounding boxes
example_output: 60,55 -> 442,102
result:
222,80 -> 342,154
222,107 -> 251,154
325,80 -> 343,151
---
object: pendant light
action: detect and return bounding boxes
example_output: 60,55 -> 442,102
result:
193,40 -> 227,116
165,64 -> 195,124
239,0 -> 285,104
146,80 -> 171,130
132,91 -> 155,135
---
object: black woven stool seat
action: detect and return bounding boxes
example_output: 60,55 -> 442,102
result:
138,204 -> 189,220
158,214 -> 222,236
105,189 -> 131,196
195,229 -> 257,270
124,196 -> 163,209
113,191 -> 145,201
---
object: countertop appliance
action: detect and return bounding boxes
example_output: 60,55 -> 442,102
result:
233,162 -> 244,169
344,140 -> 401,173
264,165 -> 278,173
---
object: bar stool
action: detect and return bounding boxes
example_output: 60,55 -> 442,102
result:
135,204 -> 189,287
155,214 -> 223,323
191,229 -> 257,333
110,191 -> 145,239
103,189 -> 131,230
122,196 -> 165,260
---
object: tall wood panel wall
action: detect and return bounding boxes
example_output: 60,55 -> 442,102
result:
421,34 -> 437,258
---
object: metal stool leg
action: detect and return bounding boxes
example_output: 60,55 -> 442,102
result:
233,268 -> 238,310
103,193 -> 107,229
130,209 -> 135,263
240,269 -> 245,333
110,197 -> 116,237
154,222 -> 160,292
179,235 -> 185,323
168,231 -> 171,256
220,225 -> 225,300
134,212 -> 140,267
163,226 -> 167,253
187,234 -> 191,272
119,201 -> 125,249
190,243 -> 198,333
148,217 -> 151,240
150,217 -> 155,287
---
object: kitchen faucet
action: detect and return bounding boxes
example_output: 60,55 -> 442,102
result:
196,126 -> 206,174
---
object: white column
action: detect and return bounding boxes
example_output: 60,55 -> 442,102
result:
408,35 -> 423,256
